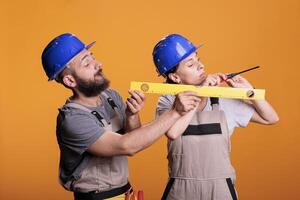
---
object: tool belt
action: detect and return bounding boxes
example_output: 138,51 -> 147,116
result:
74,182 -> 132,200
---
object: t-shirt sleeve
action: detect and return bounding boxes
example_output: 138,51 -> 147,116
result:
60,112 -> 105,154
222,99 -> 255,129
156,95 -> 175,119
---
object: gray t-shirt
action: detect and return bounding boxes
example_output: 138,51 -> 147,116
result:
156,95 -> 255,135
56,88 -> 126,185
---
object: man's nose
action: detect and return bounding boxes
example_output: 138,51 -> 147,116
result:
94,61 -> 103,70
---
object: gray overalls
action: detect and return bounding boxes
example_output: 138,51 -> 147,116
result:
162,98 -> 238,200
62,92 -> 131,199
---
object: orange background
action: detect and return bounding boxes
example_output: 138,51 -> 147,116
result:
1,0 -> 299,199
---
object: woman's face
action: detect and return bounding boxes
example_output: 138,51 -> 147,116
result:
169,52 -> 206,85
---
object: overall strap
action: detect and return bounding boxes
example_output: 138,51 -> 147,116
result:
210,97 -> 220,111
64,91 -> 122,128
64,102 -> 107,127
101,91 -> 125,134
101,91 -> 123,120
101,91 -> 119,110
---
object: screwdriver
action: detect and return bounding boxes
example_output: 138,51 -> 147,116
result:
226,66 -> 260,79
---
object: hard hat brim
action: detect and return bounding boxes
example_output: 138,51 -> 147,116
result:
196,43 -> 204,49
86,41 -> 96,49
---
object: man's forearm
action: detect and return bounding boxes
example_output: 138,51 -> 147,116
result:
166,108 -> 196,140
121,109 -> 181,155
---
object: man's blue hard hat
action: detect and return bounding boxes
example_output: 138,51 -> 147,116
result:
41,33 -> 95,80
152,34 -> 202,76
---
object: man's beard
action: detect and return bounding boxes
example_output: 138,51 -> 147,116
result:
73,71 -> 110,97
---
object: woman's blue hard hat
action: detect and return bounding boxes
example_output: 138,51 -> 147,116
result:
152,34 -> 202,76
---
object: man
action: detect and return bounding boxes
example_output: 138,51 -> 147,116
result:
41,33 -> 201,200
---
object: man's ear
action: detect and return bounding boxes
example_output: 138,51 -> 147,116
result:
62,75 -> 76,88
168,73 -> 181,84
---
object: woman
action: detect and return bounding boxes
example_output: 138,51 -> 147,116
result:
153,34 -> 279,200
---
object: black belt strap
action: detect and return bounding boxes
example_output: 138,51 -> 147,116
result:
116,128 -> 125,135
74,182 -> 131,200
226,178 -> 238,200
161,178 -> 175,200
182,123 -> 222,136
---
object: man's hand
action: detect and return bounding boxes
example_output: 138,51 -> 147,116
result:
173,91 -> 201,116
125,90 -> 146,116
225,75 -> 254,89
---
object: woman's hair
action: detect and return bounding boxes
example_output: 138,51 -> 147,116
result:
164,65 -> 179,84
